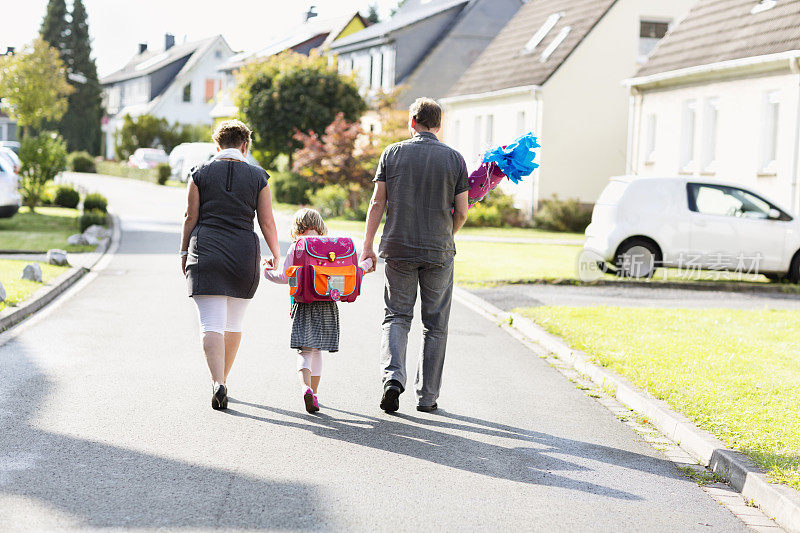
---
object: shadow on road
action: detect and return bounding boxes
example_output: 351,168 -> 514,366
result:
1,341 -> 325,529
227,399 -> 660,501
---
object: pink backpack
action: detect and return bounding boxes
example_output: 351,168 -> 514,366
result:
287,237 -> 364,303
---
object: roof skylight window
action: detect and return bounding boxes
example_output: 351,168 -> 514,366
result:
539,25 -> 571,62
751,0 -> 778,14
135,52 -> 169,71
523,12 -> 563,53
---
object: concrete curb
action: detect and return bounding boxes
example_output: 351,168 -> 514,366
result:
0,213 -> 119,333
453,286 -> 800,533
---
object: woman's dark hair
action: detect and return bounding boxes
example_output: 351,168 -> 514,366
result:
409,97 -> 442,130
212,119 -> 252,148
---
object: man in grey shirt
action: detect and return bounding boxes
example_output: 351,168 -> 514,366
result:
361,97 -> 470,413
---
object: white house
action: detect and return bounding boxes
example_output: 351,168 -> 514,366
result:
101,34 -> 233,159
626,0 -> 800,214
440,0 -> 696,216
328,0 -> 523,108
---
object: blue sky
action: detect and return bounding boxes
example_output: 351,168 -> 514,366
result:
2,0 -> 400,77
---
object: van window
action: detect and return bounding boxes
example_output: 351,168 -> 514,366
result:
596,181 -> 628,205
687,183 -> 774,219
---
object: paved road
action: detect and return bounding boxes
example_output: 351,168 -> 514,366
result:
472,282 -> 800,311
0,173 -> 750,531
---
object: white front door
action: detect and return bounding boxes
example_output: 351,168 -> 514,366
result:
687,183 -> 786,274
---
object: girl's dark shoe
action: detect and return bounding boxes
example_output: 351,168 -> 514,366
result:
303,387 -> 320,413
212,383 -> 228,410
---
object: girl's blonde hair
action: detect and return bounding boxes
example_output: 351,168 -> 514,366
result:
290,208 -> 328,240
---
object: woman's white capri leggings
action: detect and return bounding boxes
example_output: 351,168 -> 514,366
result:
193,296 -> 250,334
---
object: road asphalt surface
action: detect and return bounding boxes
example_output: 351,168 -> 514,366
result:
0,173 -> 750,531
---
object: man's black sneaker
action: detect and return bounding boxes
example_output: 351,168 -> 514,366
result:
380,380 -> 403,413
416,403 -> 438,413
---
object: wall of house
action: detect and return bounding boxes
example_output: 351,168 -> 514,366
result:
393,7 -> 465,84
538,0 -> 696,206
633,71 -> 800,213
153,42 -> 233,126
399,0 -> 522,108
442,90 -> 539,213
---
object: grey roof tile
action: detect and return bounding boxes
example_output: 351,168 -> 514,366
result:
636,0 -> 800,77
447,0 -> 617,97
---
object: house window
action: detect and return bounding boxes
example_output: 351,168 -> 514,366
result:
369,55 -> 374,88
645,114 -> 657,163
205,79 -> 222,103
485,114 -> 494,147
379,52 -> 384,89
702,98 -> 719,170
680,100 -> 697,170
761,90 -> 780,171
523,12 -> 563,54
639,20 -> 669,62
215,50 -> 222,59
473,115 -> 483,155
182,83 -> 191,103
517,111 -> 526,134
751,0 -> 778,14
540,26 -> 571,62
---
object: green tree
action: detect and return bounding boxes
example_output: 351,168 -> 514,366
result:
0,39 -> 74,138
60,0 -> 103,154
19,131 -> 67,212
39,0 -> 70,59
366,4 -> 380,24
234,52 -> 366,166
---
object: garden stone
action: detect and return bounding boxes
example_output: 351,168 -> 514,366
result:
83,234 -> 99,246
47,249 -> 69,266
22,263 -> 42,283
0,281 -> 5,303
67,234 -> 89,246
83,225 -> 110,240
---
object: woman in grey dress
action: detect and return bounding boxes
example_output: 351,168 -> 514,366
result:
180,120 -> 280,410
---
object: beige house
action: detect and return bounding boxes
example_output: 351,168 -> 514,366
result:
626,0 -> 800,214
441,0 -> 696,216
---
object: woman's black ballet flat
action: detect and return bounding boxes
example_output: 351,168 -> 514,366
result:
212,384 -> 228,410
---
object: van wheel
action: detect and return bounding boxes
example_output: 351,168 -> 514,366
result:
615,239 -> 659,279
763,273 -> 785,283
788,252 -> 800,283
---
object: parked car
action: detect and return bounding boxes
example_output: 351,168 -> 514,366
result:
0,146 -> 21,174
0,141 -> 20,155
584,176 -> 800,281
169,142 -> 260,182
0,153 -> 21,218
128,148 -> 168,169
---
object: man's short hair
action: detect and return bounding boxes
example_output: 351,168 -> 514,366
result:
212,119 -> 252,149
409,97 -> 442,130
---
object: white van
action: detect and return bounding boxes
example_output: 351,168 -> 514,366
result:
584,176 -> 800,281
169,142 -> 260,182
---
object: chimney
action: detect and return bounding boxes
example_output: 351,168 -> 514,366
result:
138,43 -> 148,54
305,6 -> 318,22
5,47 -> 14,55
165,33 -> 175,50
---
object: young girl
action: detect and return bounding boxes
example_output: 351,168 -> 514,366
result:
263,208 -> 372,413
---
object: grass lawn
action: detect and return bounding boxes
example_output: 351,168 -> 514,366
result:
519,305 -> 800,490
0,207 -> 95,252
0,259 -> 69,311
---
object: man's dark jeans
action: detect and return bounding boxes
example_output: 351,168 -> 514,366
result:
380,259 -> 454,406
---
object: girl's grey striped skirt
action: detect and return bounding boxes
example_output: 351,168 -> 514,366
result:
290,301 -> 340,352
